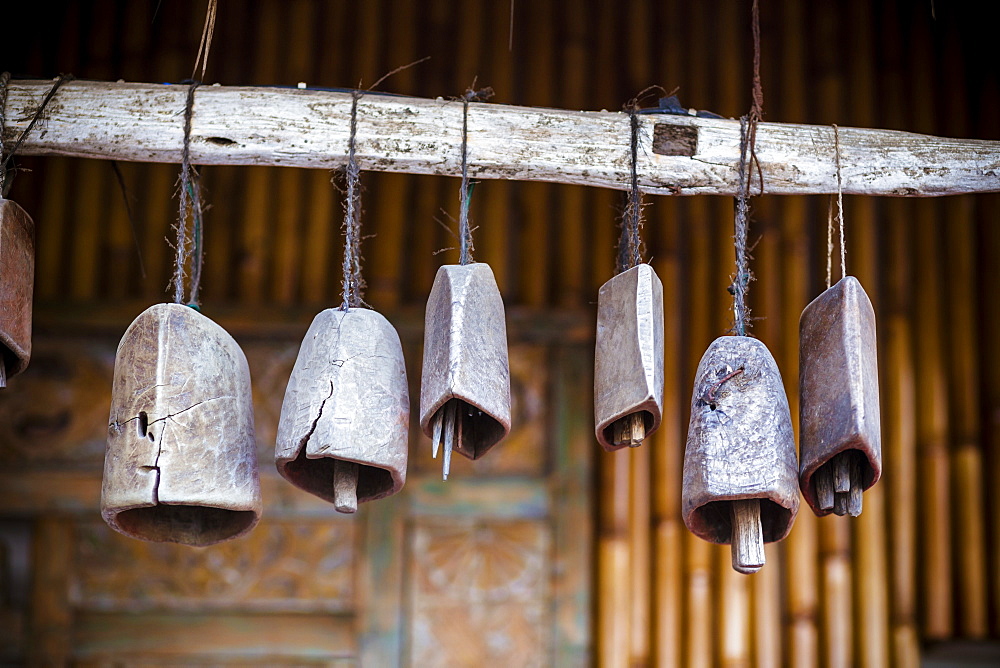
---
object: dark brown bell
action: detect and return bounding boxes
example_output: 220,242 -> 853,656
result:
798,275 -> 881,517
682,335 -> 800,573
594,264 -> 664,451
0,198 -> 34,387
275,307 -> 409,513
102,303 -> 261,546
419,263 -> 511,480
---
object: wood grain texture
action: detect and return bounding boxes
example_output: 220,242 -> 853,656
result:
0,199 -> 34,383
594,264 -> 665,451
275,307 -> 409,507
798,276 -> 882,515
102,303 -> 261,546
6,79 -> 999,197
419,264 -> 511,461
682,336 -> 799,550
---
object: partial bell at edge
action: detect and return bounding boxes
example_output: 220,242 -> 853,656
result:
0,199 -> 35,387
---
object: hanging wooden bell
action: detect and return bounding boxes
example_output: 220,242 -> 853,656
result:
682,336 -> 800,573
798,275 -> 881,517
594,263 -> 664,450
276,307 -> 409,513
420,263 -> 511,479
0,198 -> 34,387
102,303 -> 261,546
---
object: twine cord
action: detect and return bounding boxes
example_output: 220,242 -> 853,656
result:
456,86 -> 492,265
833,124 -> 846,280
733,115 -> 753,336
0,74 -> 72,198
826,194 -> 834,289
172,81 -> 204,306
191,0 -> 218,82
458,94 -> 475,265
730,0 -> 766,335
340,92 -> 365,310
617,107 -> 644,274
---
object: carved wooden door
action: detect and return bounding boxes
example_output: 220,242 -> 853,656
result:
0,322 -> 592,666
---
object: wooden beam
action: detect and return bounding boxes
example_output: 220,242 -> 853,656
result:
5,78 -> 999,197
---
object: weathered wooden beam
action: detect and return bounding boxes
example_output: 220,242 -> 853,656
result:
5,78 -> 999,196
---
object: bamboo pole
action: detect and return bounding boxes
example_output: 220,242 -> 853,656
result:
651,211 -> 683,668
779,1 -> 819,666
984,187 -> 1000,637
908,25 -> 954,630
818,517 -> 853,668
940,23 -> 990,638
5,78 -> 999,197
598,448 -> 631,668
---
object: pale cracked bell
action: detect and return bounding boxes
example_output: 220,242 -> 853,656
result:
102,303 -> 261,546
276,307 -> 409,513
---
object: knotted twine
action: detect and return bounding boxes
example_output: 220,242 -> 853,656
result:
826,124 -> 846,289
616,106 -> 644,274
731,0 -> 765,336
171,81 -> 205,307
340,91 -> 365,310
0,73 -> 73,198
456,87 -> 494,265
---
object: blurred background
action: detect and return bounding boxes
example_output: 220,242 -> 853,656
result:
0,0 -> 998,665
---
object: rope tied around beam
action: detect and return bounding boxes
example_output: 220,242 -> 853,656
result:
0,73 -> 72,198
340,91 -> 366,310
617,104 -> 645,274
172,81 -> 206,308
458,86 -> 493,265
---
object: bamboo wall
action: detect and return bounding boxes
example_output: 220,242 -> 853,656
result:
3,0 -> 1000,666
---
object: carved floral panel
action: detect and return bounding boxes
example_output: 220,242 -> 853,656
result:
407,518 -> 551,667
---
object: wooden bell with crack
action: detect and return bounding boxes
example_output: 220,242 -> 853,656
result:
682,336 -> 800,573
102,303 -> 261,546
0,198 -> 34,388
276,307 -> 409,513
798,275 -> 881,517
594,263 -> 664,450
420,263 -> 511,479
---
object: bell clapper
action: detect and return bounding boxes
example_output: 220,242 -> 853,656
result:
817,451 -> 864,517
0,361 -> 6,388
431,400 -> 468,480
432,400 -> 459,481
612,412 -> 646,448
333,460 -> 359,514
731,498 -> 766,574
